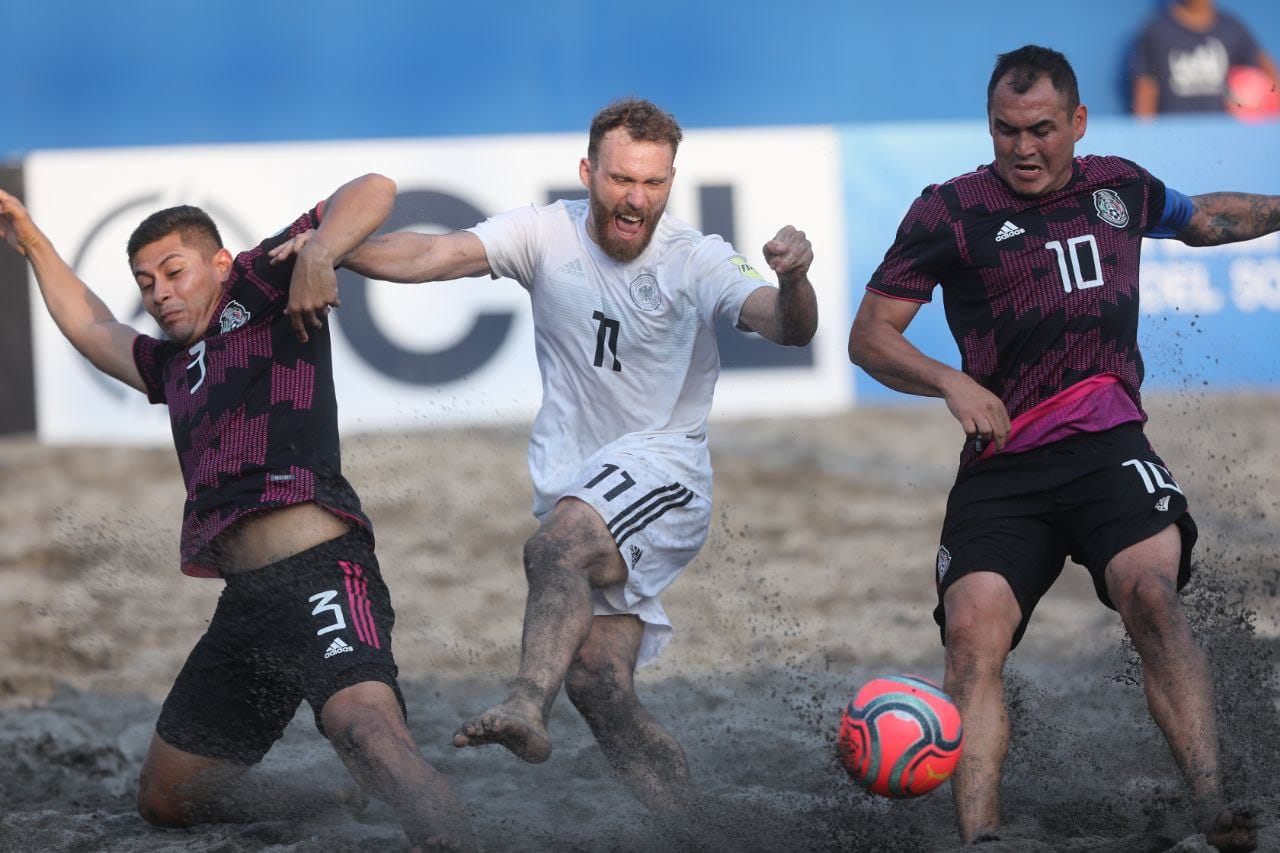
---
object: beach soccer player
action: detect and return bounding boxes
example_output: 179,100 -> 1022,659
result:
0,176 -> 474,851
849,44 -> 1278,851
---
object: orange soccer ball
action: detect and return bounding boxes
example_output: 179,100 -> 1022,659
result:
837,674 -> 964,798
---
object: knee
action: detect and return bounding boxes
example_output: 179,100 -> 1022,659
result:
944,611 -> 1013,683
522,529 -> 564,581
1114,571 -> 1181,634
565,658 -> 634,720
325,701 -> 409,757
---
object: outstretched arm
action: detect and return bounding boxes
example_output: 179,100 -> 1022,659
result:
272,224 -> 490,284
0,189 -> 145,392
342,230 -> 492,283
1177,193 -> 1280,246
736,225 -> 818,346
849,291 -> 1010,451
286,173 -> 397,342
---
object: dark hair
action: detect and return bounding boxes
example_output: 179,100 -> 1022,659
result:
987,45 -> 1080,113
126,205 -> 223,262
587,98 -> 683,163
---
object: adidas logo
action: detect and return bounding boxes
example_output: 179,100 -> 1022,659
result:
1155,496 -> 1171,512
324,637 -> 354,659
995,220 -> 1025,242
629,544 -> 643,568
558,258 -> 586,277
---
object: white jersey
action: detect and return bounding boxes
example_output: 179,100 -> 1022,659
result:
469,199 -> 767,517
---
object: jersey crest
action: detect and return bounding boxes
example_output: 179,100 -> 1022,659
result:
219,299 -> 251,333
629,274 -> 662,311
1093,189 -> 1130,228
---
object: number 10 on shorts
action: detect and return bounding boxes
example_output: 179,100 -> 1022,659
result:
1123,458 -> 1183,495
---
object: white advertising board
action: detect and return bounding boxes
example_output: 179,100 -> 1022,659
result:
26,128 -> 849,444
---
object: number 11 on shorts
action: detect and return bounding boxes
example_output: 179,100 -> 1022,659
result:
584,463 -> 636,501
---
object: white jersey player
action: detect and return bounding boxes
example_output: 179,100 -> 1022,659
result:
271,98 -> 818,816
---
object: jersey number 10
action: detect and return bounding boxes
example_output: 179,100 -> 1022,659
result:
1046,236 -> 1104,294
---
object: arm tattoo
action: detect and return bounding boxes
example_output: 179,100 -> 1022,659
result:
1183,193 -> 1280,246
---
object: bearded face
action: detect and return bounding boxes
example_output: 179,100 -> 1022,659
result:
579,130 -> 675,263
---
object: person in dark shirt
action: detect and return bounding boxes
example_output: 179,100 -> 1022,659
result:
849,44 -> 1276,851
1131,0 -> 1279,116
0,176 -> 473,851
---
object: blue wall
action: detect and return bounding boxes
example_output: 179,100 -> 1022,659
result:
7,0 -> 1280,154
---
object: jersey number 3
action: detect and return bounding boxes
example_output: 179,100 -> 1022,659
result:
592,311 -> 622,372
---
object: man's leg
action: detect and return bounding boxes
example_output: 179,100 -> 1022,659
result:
564,613 -> 694,814
941,571 -> 1021,844
136,734 -> 355,827
1106,524 -> 1255,853
322,681 -> 474,852
453,498 -> 627,762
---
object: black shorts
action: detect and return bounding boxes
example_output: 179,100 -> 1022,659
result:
934,423 -> 1197,650
156,529 -> 404,765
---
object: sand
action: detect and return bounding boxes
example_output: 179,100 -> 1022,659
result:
1,392 -> 1278,852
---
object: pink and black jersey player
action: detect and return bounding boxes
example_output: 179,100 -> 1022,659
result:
0,175 -> 473,848
132,204 -> 371,575
868,154 -> 1190,469
850,45 -> 1271,851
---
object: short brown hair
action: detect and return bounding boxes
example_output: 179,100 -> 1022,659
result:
587,98 -> 683,163
127,205 -> 223,263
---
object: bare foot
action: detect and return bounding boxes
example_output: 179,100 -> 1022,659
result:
1201,801 -> 1257,853
452,699 -> 552,763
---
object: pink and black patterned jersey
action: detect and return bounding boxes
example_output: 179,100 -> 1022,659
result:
132,207 -> 371,577
868,156 -> 1171,464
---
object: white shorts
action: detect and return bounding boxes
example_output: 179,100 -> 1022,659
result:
556,445 -> 711,668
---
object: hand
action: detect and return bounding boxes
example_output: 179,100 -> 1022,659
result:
762,225 -> 813,285
285,238 -> 339,344
268,231 -> 314,265
0,188 -> 42,257
941,373 -> 1011,453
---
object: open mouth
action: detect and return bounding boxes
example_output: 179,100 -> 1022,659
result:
1013,163 -> 1042,179
614,212 -> 645,240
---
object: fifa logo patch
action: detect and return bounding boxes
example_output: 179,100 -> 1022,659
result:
936,546 -> 951,584
219,300 -> 250,333
1093,189 -> 1129,228
728,254 -> 764,281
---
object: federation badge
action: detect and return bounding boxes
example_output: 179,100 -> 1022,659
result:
629,274 -> 662,311
936,546 -> 952,584
219,299 -> 250,333
1093,189 -> 1129,228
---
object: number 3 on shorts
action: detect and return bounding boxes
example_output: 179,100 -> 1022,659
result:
584,463 -> 636,501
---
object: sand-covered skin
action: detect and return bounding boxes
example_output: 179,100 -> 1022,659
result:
1,393 -> 1278,852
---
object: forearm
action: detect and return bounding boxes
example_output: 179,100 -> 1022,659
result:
1179,193 -> 1280,246
301,174 -> 397,268
849,324 -> 963,399
25,231 -> 120,343
343,230 -> 490,283
773,273 -> 818,346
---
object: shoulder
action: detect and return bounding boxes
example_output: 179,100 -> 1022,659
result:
661,214 -> 735,272
1076,155 -> 1154,185
891,166 -> 992,228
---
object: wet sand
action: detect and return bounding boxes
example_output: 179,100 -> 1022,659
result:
2,392 -> 1278,852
